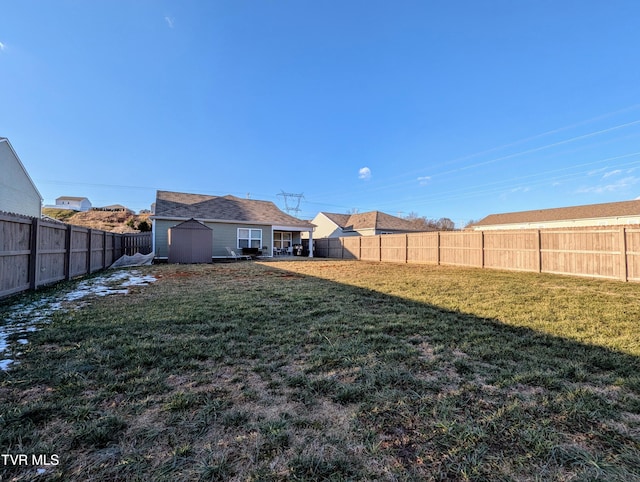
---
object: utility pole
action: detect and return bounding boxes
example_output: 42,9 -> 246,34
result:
277,191 -> 304,216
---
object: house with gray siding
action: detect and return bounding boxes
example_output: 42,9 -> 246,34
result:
0,137 -> 43,218
151,190 -> 316,260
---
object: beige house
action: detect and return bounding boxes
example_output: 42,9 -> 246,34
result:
308,211 -> 423,238
0,137 -> 43,217
470,199 -> 640,231
151,190 -> 316,259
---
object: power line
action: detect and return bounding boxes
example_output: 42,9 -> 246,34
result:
277,190 -> 304,216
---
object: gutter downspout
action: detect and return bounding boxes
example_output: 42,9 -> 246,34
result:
151,218 -> 156,255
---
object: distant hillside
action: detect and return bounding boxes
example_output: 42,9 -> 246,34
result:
42,208 -> 151,234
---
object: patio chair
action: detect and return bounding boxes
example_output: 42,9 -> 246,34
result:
225,247 -> 251,261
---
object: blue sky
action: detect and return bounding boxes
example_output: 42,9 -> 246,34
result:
2,1 -> 640,227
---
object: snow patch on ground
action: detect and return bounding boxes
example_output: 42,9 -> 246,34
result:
0,269 -> 156,371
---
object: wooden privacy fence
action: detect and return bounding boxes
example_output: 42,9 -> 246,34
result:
314,226 -> 640,282
0,212 -> 152,298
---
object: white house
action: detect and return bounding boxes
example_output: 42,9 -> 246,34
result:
469,199 -> 640,230
55,196 -> 92,212
0,137 -> 43,217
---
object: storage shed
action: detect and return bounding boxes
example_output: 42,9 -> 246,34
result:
168,218 -> 213,263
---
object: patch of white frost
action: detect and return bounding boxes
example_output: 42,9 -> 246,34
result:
0,269 -> 156,370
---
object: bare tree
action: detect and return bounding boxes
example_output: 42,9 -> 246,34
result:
464,219 -> 479,229
403,214 -> 456,231
436,217 -> 456,231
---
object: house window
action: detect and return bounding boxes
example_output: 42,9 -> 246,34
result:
273,231 -> 292,250
238,228 -> 262,249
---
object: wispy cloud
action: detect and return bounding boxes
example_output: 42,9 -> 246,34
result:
0,41 -> 5,51
499,186 -> 530,201
164,16 -> 175,28
587,167 -> 609,177
417,176 -> 431,186
603,169 -> 622,178
358,167 -> 372,181
577,176 -> 640,194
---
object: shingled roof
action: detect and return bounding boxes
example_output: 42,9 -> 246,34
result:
472,199 -> 640,227
322,211 -> 421,232
153,190 -> 314,228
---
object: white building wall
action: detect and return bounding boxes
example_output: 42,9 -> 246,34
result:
0,140 -> 42,217
471,216 -> 640,231
55,198 -> 92,211
306,212 -> 343,238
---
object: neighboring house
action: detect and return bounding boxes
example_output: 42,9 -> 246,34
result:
307,211 -> 425,238
469,199 -> 640,231
0,137 -> 43,218
93,204 -> 133,213
151,190 -> 316,259
55,196 -> 92,212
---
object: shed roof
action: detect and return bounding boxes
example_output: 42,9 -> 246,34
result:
153,190 -> 314,228
322,211 -> 421,232
473,199 -> 640,227
170,218 -> 212,230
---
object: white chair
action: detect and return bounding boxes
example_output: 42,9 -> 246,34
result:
225,247 -> 251,261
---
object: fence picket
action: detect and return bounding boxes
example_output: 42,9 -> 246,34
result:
313,225 -> 640,283
0,211 -> 152,298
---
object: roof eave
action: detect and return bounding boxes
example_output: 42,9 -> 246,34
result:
152,215 -> 313,228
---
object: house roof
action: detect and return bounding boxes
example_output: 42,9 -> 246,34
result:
98,204 -> 131,211
56,196 -> 90,202
153,190 -> 314,228
473,199 -> 640,227
322,211 -> 421,232
0,137 -> 43,201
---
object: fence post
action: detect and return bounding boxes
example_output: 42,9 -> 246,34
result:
405,234 -> 408,263
536,229 -> 542,273
65,224 -> 73,280
436,232 -> 441,265
87,229 -> 93,274
621,227 -> 628,282
102,231 -> 107,269
480,231 -> 485,268
378,235 -> 382,262
29,218 -> 40,290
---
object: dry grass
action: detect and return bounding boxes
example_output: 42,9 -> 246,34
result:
42,208 -> 149,233
1,260 -> 639,481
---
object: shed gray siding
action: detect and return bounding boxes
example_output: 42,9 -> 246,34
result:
168,219 -> 213,263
